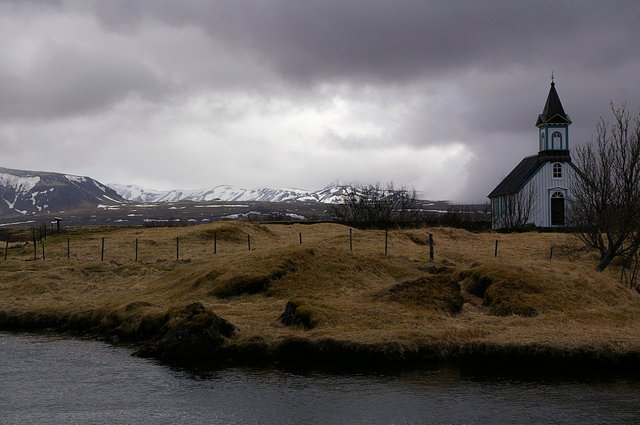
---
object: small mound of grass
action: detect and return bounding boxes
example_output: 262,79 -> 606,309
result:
280,298 -> 325,329
484,279 -> 542,317
207,248 -> 314,298
456,261 -> 626,317
210,274 -> 272,298
135,302 -> 236,361
209,268 -> 290,298
162,302 -> 235,336
381,274 -> 464,315
460,263 -> 546,316
194,225 -> 245,242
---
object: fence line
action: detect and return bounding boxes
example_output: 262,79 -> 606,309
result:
0,227 -> 565,264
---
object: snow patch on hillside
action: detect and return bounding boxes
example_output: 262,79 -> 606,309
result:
65,175 -> 87,184
0,173 -> 40,195
0,173 -> 41,208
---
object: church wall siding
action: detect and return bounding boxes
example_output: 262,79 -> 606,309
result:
526,162 -> 574,227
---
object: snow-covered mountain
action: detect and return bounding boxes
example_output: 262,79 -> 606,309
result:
108,183 -> 352,204
0,167 -> 126,217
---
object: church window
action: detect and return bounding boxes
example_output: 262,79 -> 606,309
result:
553,162 -> 562,178
552,131 -> 562,149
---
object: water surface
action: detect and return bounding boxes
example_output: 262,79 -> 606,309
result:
1,332 -> 639,424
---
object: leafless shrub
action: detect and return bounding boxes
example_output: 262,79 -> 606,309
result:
330,183 -> 419,228
570,104 -> 640,271
493,185 -> 537,231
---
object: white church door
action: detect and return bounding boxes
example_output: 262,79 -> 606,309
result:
550,191 -> 565,226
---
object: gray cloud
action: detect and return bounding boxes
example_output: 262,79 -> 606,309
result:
0,43 -> 165,120
1,0 -> 639,202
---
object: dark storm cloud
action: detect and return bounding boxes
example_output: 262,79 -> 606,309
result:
89,0 -> 640,83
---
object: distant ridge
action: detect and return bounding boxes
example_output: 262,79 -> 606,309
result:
107,183 -> 355,204
0,167 -> 126,218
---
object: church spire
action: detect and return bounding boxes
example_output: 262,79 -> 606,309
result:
536,81 -> 571,126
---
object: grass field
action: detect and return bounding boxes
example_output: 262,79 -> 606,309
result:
1,222 -> 639,366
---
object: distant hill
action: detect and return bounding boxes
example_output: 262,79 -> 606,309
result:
107,183 -> 354,204
0,168 -> 480,227
0,167 -> 126,218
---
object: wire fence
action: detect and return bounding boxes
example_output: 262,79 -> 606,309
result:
0,225 -> 578,265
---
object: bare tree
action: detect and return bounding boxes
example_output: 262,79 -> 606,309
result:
330,183 -> 419,228
493,185 -> 537,231
570,103 -> 640,271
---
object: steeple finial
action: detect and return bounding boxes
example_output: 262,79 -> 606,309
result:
551,70 -> 555,85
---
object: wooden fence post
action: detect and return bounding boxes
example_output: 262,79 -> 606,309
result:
248,234 -> 251,251
135,238 -> 139,262
214,233 -> 217,254
299,232 -> 302,245
494,240 -> 499,257
349,228 -> 353,252
101,237 -> 105,262
4,238 -> 8,261
67,237 -> 70,259
32,228 -> 37,260
429,233 -> 434,261
549,246 -> 554,260
384,228 -> 388,256
42,240 -> 45,260
176,237 -> 180,261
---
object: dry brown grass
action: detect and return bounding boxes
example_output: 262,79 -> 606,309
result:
1,222 -> 639,361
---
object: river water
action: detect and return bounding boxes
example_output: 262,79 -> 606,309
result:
1,332 -> 639,425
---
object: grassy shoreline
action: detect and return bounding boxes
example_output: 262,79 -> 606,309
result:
1,222 -> 639,369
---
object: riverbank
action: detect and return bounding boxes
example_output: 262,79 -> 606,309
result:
1,222 -> 639,369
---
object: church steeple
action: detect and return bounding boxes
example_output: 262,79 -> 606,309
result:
536,81 -> 571,153
536,82 -> 571,126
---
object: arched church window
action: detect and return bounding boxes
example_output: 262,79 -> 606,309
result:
552,162 -> 562,178
551,191 -> 564,198
552,131 -> 562,149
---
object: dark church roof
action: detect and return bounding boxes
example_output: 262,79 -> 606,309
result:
488,151 -> 571,198
535,82 -> 572,126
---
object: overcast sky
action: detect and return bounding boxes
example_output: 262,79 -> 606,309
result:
1,0 -> 639,202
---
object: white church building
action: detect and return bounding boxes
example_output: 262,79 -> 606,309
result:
488,81 -> 579,229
